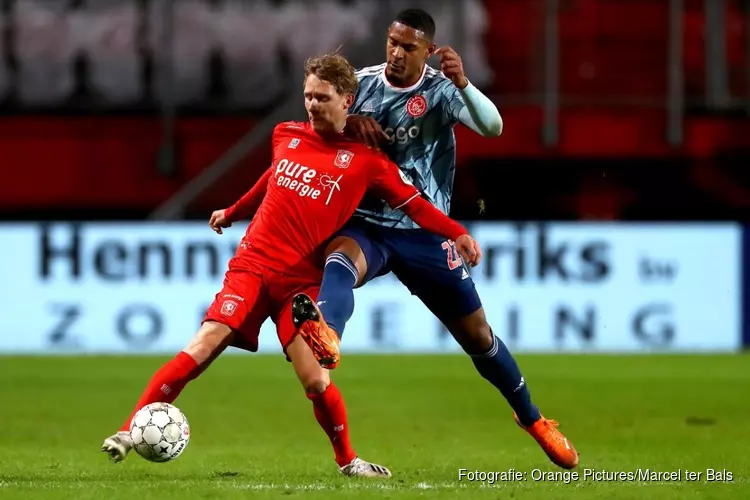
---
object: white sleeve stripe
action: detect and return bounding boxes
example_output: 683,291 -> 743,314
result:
393,192 -> 420,210
357,62 -> 386,70
356,65 -> 385,72
356,63 -> 386,76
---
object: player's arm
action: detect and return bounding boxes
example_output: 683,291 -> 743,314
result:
369,157 -> 482,266
210,122 -> 290,233
455,87 -> 502,137
225,167 -> 272,221
208,167 -> 272,234
436,46 -> 503,137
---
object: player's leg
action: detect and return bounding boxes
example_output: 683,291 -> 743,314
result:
276,290 -> 391,478
318,236 -> 368,333
392,259 -> 542,422
286,336 -> 390,478
101,320 -> 233,462
293,220 -> 389,367
443,306 -> 578,469
388,233 -> 578,469
443,306 -> 542,427
102,272 -> 269,462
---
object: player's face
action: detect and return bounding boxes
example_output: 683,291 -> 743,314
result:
304,74 -> 354,134
385,22 -> 435,86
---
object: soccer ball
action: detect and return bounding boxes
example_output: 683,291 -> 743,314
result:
129,402 -> 190,463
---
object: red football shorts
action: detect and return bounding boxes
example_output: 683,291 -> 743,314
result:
202,252 -> 321,357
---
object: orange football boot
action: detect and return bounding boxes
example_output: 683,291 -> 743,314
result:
291,293 -> 341,369
514,413 -> 579,469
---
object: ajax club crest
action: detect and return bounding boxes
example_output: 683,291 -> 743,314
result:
406,94 -> 427,117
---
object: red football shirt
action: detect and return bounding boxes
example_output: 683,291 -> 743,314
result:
226,121 -> 466,274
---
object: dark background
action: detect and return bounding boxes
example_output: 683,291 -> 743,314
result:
0,0 -> 748,222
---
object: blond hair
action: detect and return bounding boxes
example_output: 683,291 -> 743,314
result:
304,52 -> 359,96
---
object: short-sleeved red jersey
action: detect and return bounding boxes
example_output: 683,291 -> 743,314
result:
227,121 -> 466,274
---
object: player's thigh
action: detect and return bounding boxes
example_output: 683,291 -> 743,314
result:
333,219 -> 390,286
388,230 -> 483,323
394,262 -> 483,327
202,269 -> 271,355
324,236 -> 369,286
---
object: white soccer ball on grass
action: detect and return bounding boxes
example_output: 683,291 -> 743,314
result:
129,402 -> 190,462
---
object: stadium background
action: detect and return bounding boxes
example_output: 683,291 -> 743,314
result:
1,1 -> 749,498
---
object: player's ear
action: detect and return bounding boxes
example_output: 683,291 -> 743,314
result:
344,92 -> 355,110
427,43 -> 437,58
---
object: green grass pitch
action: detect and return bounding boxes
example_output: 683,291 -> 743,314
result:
0,354 -> 748,499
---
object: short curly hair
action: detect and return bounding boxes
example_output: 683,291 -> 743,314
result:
304,52 -> 359,96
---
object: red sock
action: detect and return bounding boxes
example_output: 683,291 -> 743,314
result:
119,351 -> 200,431
306,382 -> 357,467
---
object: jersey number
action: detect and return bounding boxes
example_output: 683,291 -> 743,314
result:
441,240 -> 463,270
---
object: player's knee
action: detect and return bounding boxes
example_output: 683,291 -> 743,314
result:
456,323 -> 492,354
469,322 -> 494,352
448,309 -> 494,354
301,374 -> 330,395
183,321 -> 233,366
325,236 -> 367,284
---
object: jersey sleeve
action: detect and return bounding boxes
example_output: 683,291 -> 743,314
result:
398,195 -> 467,242
224,167 -> 272,222
367,155 -> 467,242
443,83 -> 467,123
367,155 -> 420,210
224,121 -> 287,221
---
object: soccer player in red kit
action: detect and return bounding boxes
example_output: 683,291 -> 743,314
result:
101,52 -> 481,478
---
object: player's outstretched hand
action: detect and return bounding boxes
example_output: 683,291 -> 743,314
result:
435,46 -> 468,89
345,115 -> 389,150
455,234 -> 482,267
209,209 -> 232,235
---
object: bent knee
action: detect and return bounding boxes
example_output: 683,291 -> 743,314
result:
452,321 -> 494,354
469,324 -> 494,351
325,236 -> 367,285
302,376 -> 330,395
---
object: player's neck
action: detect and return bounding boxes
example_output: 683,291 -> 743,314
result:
332,118 -> 346,135
385,64 -> 426,89
386,74 -> 419,89
312,119 -> 346,140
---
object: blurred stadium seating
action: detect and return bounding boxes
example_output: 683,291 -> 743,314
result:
0,0 -> 747,222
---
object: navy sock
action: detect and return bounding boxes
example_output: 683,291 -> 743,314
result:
471,334 -> 541,426
317,252 -> 358,338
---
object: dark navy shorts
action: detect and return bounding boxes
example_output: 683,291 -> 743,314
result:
335,218 -> 482,322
